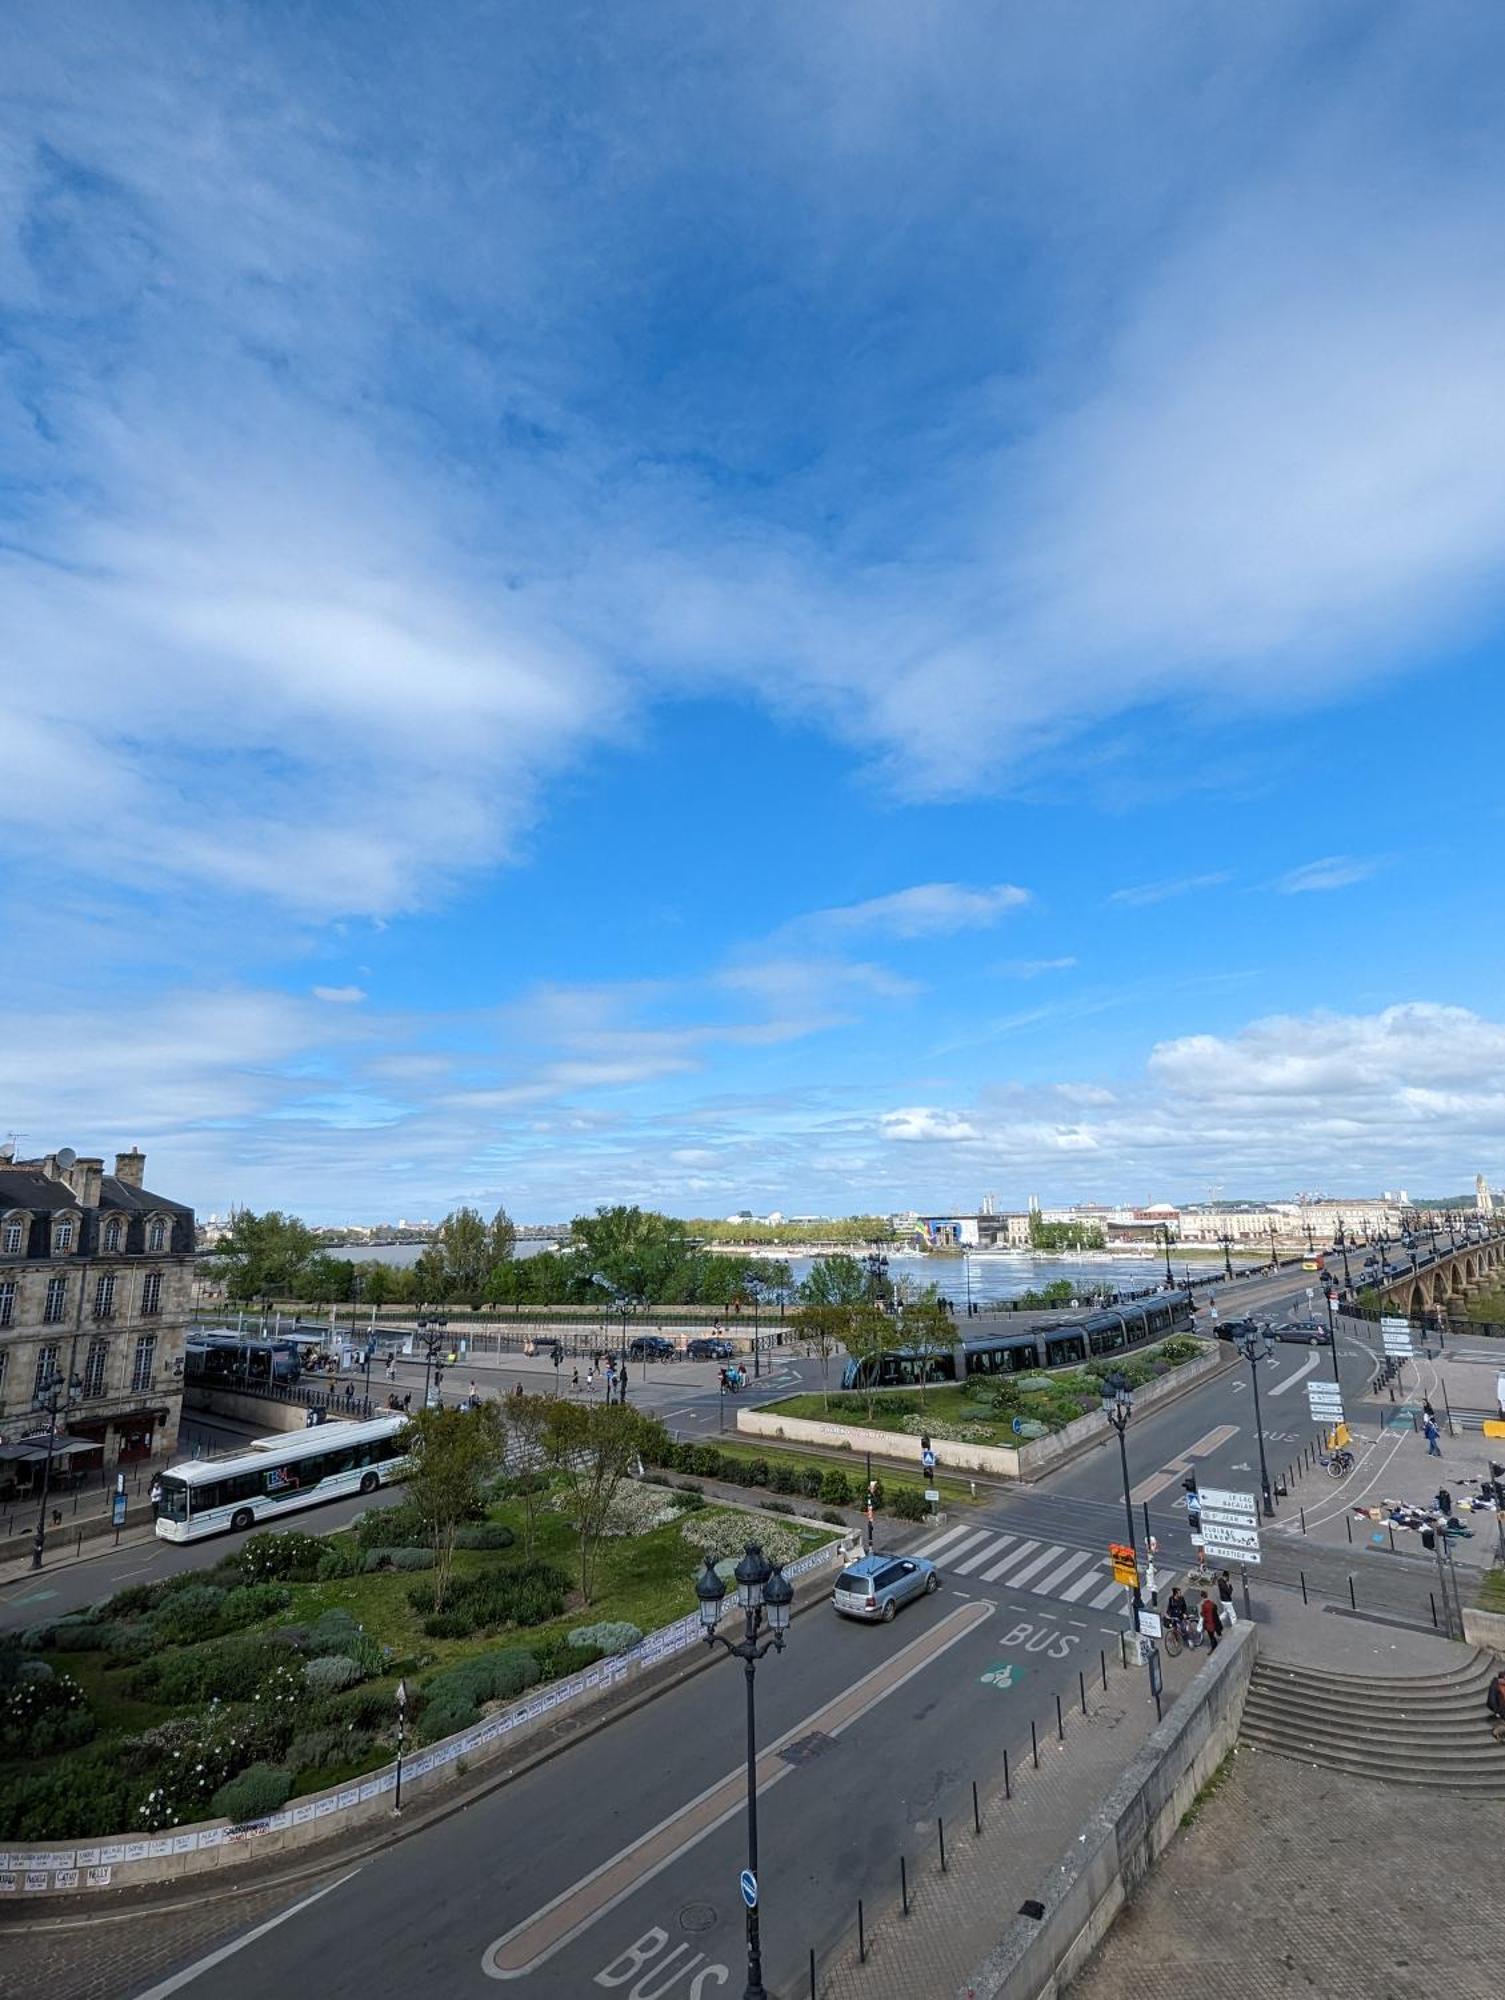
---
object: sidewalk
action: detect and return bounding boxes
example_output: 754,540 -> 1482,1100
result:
813,1622 -> 1205,1998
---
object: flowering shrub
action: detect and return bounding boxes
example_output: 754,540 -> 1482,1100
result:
897,1415 -> 994,1443
599,1483 -> 678,1536
303,1654 -> 360,1694
233,1531 -> 327,1582
680,1513 -> 804,1568
0,1672 -> 94,1758
567,1620 -> 642,1656
210,1763 -> 293,1825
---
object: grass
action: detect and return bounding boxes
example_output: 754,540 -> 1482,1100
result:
1477,1569 -> 1505,1613
1179,1748 -> 1236,1830
709,1434 -> 976,1506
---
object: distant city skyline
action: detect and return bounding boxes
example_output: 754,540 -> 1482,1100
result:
7,7 -> 1505,1221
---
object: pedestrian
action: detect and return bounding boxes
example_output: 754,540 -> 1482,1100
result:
385,1357 -> 396,1383
1198,1593 -> 1223,1652
1422,1395 -> 1435,1421
1216,1567 -> 1236,1628
1487,1667 -> 1505,1743
587,1367 -> 595,1390
1424,1416 -> 1443,1458
149,1475 -> 163,1521
343,1381 -> 354,1410
571,1366 -> 580,1394
402,1391 -> 412,1412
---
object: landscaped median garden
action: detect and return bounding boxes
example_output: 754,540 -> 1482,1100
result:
0,1401 -> 839,1844
754,1336 -> 1209,1448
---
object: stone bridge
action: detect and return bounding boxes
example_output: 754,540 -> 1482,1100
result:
1374,1234 -> 1505,1319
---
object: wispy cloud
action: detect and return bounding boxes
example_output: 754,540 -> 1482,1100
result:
1275,855 -> 1380,894
1107,873 -> 1231,908
313,986 -> 368,1005
994,957 -> 1078,980
805,884 -> 1030,938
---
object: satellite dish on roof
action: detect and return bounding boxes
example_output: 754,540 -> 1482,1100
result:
55,1147 -> 77,1170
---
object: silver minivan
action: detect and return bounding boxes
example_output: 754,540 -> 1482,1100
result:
832,1553 -> 940,1622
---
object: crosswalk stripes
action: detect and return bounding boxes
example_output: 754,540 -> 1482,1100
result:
918,1523 -> 1173,1618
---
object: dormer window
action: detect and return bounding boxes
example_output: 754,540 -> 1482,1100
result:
147,1217 -> 167,1254
103,1217 -> 124,1254
53,1219 -> 75,1254
2,1218 -> 23,1256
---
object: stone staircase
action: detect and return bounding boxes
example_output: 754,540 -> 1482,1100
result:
1240,1648 -> 1505,1793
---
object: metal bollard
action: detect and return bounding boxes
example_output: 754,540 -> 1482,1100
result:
1346,1514 -> 1353,1544
972,1780 -> 981,1836
858,1900 -> 865,1963
1348,1575 -> 1357,1610
938,1817 -> 947,1873
901,1855 -> 909,1916
1388,1524 -> 1396,1554
1031,1719 -> 1039,1768
1429,1591 -> 1438,1629
1003,1746 -> 1011,1799
1300,1570 -> 1308,1604
809,1944 -> 817,1995
1299,1506 -> 1306,1534
75,1531 -> 81,1557
1056,1692 -> 1064,1741
1079,1669 -> 1088,1715
1101,1647 -> 1108,1690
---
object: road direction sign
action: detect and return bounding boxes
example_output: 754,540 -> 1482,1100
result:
1136,1608 -> 1163,1639
1198,1487 -> 1256,1515
1200,1506 -> 1257,1530
1200,1522 -> 1261,1552
1381,1316 -> 1411,1335
740,1870 -> 758,1910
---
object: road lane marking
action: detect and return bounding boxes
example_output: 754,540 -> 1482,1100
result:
1267,1355 -> 1320,1396
952,1534 -> 1019,1577
926,1528 -> 993,1568
1129,1424 -> 1240,1503
481,1598 -> 995,1979
913,1522 -> 983,1560
1032,1549 -> 1094,1595
130,1869 -> 362,1999
1058,1564 -> 1108,1604
994,1543 -> 1068,1591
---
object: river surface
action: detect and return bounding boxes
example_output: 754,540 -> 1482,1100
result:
314,1242 -> 1248,1308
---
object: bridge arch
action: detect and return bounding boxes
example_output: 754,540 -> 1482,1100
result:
1407,1281 -> 1427,1318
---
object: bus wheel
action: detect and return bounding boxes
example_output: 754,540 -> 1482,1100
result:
359,1472 -> 379,1494
231,1509 -> 254,1533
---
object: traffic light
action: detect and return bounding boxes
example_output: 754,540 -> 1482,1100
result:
1182,1473 -> 1201,1530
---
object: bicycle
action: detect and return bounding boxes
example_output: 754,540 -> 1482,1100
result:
1161,1614 -> 1203,1658
1322,1446 -> 1355,1478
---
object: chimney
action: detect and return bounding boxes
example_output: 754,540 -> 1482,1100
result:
115,1149 -> 146,1190
67,1157 -> 105,1209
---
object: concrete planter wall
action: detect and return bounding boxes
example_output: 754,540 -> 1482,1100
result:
736,1345 -> 1226,1482
0,1538 -> 845,1900
1462,1605 -> 1505,1652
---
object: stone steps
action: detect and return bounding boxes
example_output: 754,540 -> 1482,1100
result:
1240,1650 -> 1505,1793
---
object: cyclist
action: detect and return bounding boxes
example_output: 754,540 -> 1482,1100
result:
1165,1584 -> 1192,1644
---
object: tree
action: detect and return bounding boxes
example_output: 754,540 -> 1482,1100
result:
359,1262 -> 393,1308
490,1206 -> 517,1265
205,1209 -> 319,1302
898,1296 -> 953,1409
569,1206 -> 696,1305
500,1393 -> 553,1557
799,1254 -> 868,1311
845,1303 -> 905,1416
542,1402 -> 668,1604
432,1206 -> 493,1297
404,1403 -> 505,1611
789,1303 -> 847,1407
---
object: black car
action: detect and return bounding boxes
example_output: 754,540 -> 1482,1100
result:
1215,1317 -> 1260,1343
686,1336 -> 735,1361
627,1334 -> 676,1362
1272,1319 -> 1331,1345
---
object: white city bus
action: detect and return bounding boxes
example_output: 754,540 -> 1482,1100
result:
154,1415 -> 411,1542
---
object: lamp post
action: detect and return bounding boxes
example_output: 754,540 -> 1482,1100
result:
1336,1219 -> 1352,1291
1220,1232 -> 1234,1282
1100,1374 -> 1139,1571
393,1677 -> 409,1813
696,1545 -> 793,2000
1267,1220 -> 1278,1270
1230,1324 -> 1278,1517
30,1357 -> 83,1571
415,1315 -> 448,1408
1160,1226 -> 1174,1287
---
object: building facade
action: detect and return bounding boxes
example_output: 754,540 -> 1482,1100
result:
0,1147 -> 195,1482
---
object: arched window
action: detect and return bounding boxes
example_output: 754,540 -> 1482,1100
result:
103,1216 -> 124,1254
146,1216 -> 168,1254
1,1211 -> 27,1257
52,1212 -> 79,1255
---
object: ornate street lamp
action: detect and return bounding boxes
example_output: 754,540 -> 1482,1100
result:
697,1544 -> 793,2000
1230,1324 -> 1278,1517
30,1357 -> 83,1572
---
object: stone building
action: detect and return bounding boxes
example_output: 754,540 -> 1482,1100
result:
0,1147 -> 195,1483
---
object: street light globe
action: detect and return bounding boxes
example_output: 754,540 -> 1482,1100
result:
734,1542 -> 771,1612
696,1553 -> 726,1631
763,1564 -> 793,1635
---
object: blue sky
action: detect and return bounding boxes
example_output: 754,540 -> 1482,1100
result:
5,1 -> 1505,1222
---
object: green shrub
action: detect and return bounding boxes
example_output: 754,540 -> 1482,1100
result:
307,1608 -> 364,1655
764,1499 -> 794,1514
745,1457 -> 770,1487
418,1696 -> 476,1744
354,1503 -> 428,1549
1157,1336 -> 1202,1363
45,1619 -> 117,1652
286,1726 -> 346,1771
211,1763 -> 293,1824
689,1445 -> 724,1478
0,1754 -> 143,1840
567,1620 -> 641,1656
217,1583 -> 293,1631
820,1508 -> 846,1525
131,1637 -> 287,1705
234,1531 -> 327,1582
800,1466 -> 825,1499
100,1582 -> 159,1619
316,1542 -> 361,1580
304,1654 -> 361,1694
768,1464 -> 799,1496
888,1488 -> 929,1521
362,1546 -> 435,1572
146,1584 -> 228,1646
409,1561 -> 569,1639
668,1485 -> 706,1511
454,1522 -> 516,1551
0,1672 -> 94,1758
820,1468 -> 852,1506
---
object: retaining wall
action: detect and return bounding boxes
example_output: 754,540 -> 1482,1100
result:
961,1621 -> 1256,2000
0,1540 -> 846,1900
736,1345 -> 1227,1481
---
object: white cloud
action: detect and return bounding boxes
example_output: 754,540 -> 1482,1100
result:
1275,856 -> 1380,894
1108,874 -> 1231,908
995,957 -> 1078,980
881,1108 -> 984,1144
313,986 -> 368,1005
806,884 -> 1030,938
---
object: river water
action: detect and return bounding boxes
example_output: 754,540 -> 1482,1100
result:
317,1241 -> 1217,1308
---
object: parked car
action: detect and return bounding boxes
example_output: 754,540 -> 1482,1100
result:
832,1553 -> 940,1623
627,1334 -> 676,1362
1272,1319 -> 1331,1345
1215,1317 -> 1260,1343
686,1336 -> 735,1361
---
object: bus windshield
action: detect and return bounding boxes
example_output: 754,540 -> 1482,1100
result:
157,1476 -> 192,1522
